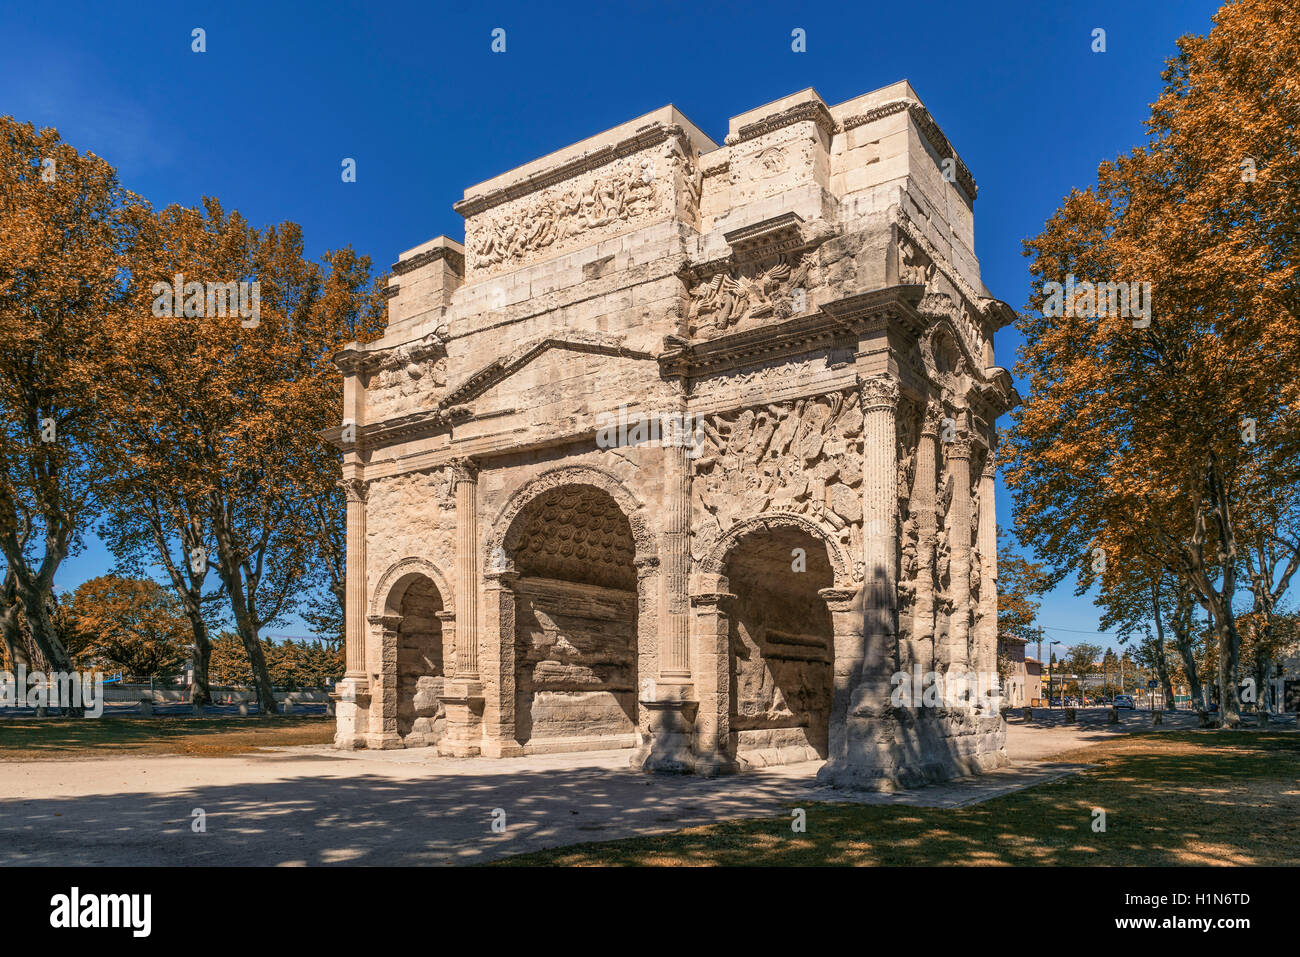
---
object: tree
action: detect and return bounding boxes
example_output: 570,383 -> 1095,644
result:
109,200 -> 384,712
1005,0 -> 1300,728
64,575 -> 189,679
0,117 -> 133,710
996,525 -> 1050,685
1063,643 -> 1102,698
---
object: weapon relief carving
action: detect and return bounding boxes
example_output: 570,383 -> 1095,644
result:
686,252 -> 815,335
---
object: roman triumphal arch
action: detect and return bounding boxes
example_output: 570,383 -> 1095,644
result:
328,82 -> 1019,788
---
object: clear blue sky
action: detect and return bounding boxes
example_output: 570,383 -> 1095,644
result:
1,0 -> 1225,652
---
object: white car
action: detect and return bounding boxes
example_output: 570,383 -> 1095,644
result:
1113,694 -> 1135,709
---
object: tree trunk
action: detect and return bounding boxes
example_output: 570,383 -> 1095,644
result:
19,592 -> 82,717
1149,581 -> 1178,710
187,612 -> 212,709
210,516 -> 278,715
1,572 -> 30,671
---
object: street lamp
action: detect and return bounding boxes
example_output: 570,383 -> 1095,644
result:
1048,639 -> 1062,707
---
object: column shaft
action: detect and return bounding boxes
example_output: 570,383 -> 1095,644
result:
452,459 -> 479,678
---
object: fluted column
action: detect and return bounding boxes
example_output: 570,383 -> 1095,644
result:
450,458 -> 479,679
909,402 -> 940,673
439,457 -> 488,758
341,477 -> 368,678
333,476 -> 371,750
660,441 -> 691,680
858,375 -> 899,680
975,448 -> 1000,698
946,432 -> 973,685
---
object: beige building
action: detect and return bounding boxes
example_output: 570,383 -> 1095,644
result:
328,82 -> 1019,789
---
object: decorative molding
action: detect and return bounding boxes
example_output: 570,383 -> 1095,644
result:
698,511 -> 855,588
370,557 -> 456,619
731,99 -> 835,145
391,245 -> 465,277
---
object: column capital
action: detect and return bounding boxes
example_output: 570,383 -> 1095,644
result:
448,456 -> 479,486
857,374 -> 899,412
920,399 -> 942,438
366,613 -> 402,632
339,477 -> 370,504
433,610 -> 456,623
980,449 -> 997,478
947,436 -> 973,461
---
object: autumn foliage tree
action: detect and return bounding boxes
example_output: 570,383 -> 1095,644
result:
1005,0 -> 1300,727
104,199 -> 384,713
0,117 -> 133,711
64,575 -> 190,679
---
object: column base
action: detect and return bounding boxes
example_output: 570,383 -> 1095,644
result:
331,677 -> 370,751
365,732 -> 404,750
437,678 -> 485,758
631,683 -> 698,774
818,702 -> 1008,791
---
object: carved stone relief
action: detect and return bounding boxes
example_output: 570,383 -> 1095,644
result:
691,390 -> 864,574
687,252 -> 815,335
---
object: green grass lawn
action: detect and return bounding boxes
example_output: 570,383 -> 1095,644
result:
0,714 -> 335,759
499,731 -> 1300,866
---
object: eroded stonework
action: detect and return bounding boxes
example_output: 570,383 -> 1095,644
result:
329,83 -> 1019,789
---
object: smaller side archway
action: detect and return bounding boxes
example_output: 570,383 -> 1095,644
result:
367,558 -> 455,749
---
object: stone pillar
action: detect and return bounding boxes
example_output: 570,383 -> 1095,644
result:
451,458 -> 479,679
858,375 -> 900,671
819,587 -> 864,764
946,432 -> 974,690
440,458 -> 486,756
661,442 -> 692,680
975,448 -> 1000,703
908,401 -> 940,674
333,476 -> 370,749
637,441 -> 698,773
682,587 -> 736,776
364,613 -> 403,749
478,569 -> 524,758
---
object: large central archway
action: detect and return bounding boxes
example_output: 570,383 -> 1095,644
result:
504,483 -> 642,753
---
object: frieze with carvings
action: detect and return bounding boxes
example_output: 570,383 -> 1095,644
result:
468,158 -> 658,271
687,252 -> 815,335
691,390 -> 864,574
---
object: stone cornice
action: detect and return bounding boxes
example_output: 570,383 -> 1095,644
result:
660,286 -> 922,380
729,99 -> 836,145
452,123 -> 697,219
392,245 -> 465,277
334,329 -> 448,376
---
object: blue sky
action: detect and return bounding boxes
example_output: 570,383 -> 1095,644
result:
1,0 -> 1226,652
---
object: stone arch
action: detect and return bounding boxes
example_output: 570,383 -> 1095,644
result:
699,511 -> 853,588
484,464 -> 658,571
483,464 -> 658,754
371,557 -> 455,619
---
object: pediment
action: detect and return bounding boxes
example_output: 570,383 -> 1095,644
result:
439,333 -> 657,419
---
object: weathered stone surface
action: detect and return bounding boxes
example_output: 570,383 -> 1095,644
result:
330,82 -> 1017,790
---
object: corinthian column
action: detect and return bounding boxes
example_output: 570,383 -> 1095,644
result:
859,374 -> 899,681
661,441 -> 691,680
909,402 -> 940,673
946,432 -> 973,684
341,477 -> 369,678
333,476 -> 370,750
439,457 -> 486,758
450,458 -> 479,679
975,447 -> 999,695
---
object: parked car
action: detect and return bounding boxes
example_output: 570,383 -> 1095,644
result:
1050,697 -> 1062,707
1114,694 -> 1135,709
